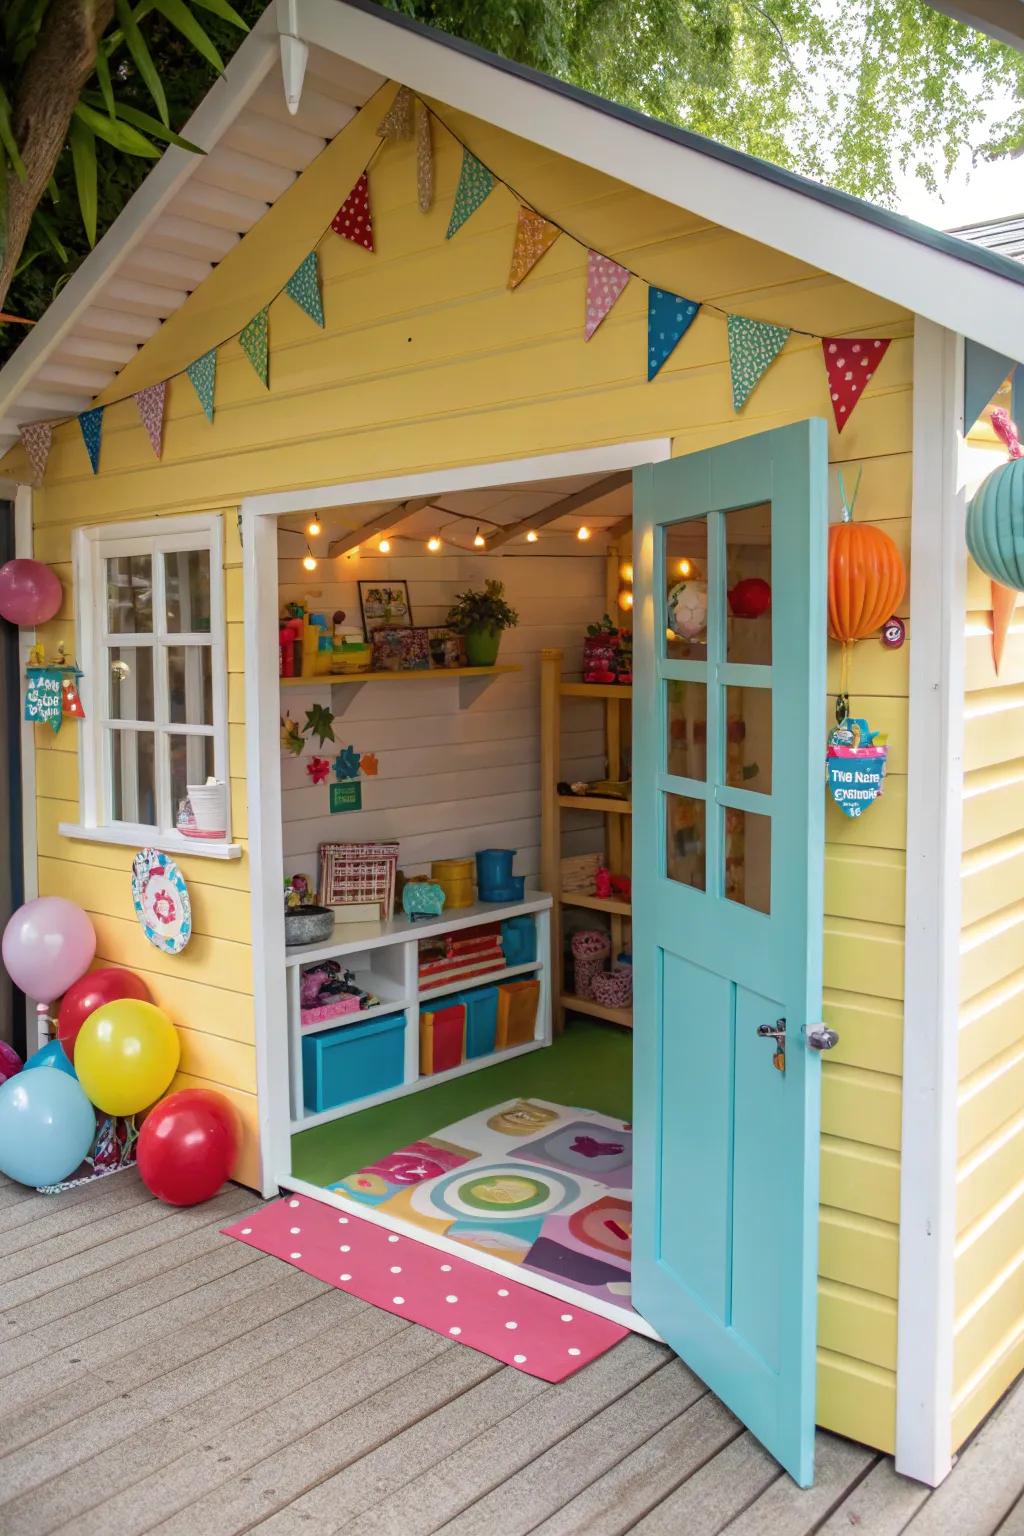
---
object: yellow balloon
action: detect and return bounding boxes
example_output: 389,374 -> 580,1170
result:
75,999 -> 180,1116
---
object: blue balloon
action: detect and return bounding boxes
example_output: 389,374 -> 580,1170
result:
0,1070 -> 96,1187
23,1039 -> 76,1077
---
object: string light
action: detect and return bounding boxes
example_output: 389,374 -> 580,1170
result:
302,548 -> 317,572
526,530 -> 538,543
307,519 -> 321,537
618,589 -> 634,611
473,528 -> 486,548
577,525 -> 591,542
427,535 -> 442,552
621,561 -> 633,582
378,536 -> 391,554
677,557 -> 693,577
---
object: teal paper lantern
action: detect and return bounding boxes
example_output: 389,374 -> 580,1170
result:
966,457 -> 1024,591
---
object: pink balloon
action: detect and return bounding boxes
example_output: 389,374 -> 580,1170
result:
1,899 -> 96,1005
0,1041 -> 21,1079
0,560 -> 63,627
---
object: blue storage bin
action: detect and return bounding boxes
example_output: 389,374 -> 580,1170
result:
302,1011 -> 406,1114
447,986 -> 499,1058
501,915 -> 537,966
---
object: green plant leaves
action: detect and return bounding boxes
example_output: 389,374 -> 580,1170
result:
152,0 -> 227,73
73,103 -> 161,159
115,0 -> 169,127
68,118 -> 97,247
188,0 -> 251,29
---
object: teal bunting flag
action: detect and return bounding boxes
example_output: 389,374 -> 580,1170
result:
286,251 -> 324,328
78,406 -> 103,474
647,288 -> 700,381
727,314 -> 791,411
240,307 -> 270,387
446,150 -> 494,239
187,348 -> 217,422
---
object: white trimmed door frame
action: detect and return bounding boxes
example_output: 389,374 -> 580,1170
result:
896,319 -> 967,1485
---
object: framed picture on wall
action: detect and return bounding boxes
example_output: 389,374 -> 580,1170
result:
358,581 -> 413,636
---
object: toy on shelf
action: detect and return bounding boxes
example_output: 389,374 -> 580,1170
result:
300,960 -> 377,1027
592,966 -> 632,1010
283,874 -> 334,946
402,880 -> 447,921
558,778 -> 631,802
431,856 -> 475,908
595,865 -> 612,899
572,929 -> 611,999
582,614 -> 632,684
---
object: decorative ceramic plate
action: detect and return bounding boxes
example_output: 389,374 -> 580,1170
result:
131,848 -> 192,954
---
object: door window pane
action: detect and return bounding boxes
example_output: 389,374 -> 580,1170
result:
726,503 -> 772,664
106,556 -> 152,634
667,681 -> 707,779
108,647 -> 154,722
165,549 -> 212,633
665,518 -> 708,661
725,687 -> 772,794
169,733 -> 216,813
726,807 -> 771,914
168,646 -> 213,725
110,729 -> 156,825
666,793 -> 706,891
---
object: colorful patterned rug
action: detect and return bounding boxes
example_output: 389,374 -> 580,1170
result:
329,1097 -> 635,1317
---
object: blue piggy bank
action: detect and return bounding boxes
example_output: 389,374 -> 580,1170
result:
402,881 -> 446,921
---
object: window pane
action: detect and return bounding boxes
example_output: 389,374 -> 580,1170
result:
726,808 -> 771,914
169,733 -> 216,815
725,686 -> 772,794
168,645 -> 213,725
665,518 -> 708,661
108,647 -> 154,722
165,549 -> 211,633
106,555 -> 152,634
726,503 -> 772,665
666,793 -> 706,891
110,729 -> 156,825
667,681 -> 707,779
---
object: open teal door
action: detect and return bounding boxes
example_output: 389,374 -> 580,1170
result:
631,421 -> 828,1487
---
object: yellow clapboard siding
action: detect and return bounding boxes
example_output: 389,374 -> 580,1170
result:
230,776 -> 248,839
822,989 -> 903,1076
824,916 -> 905,1002
960,902 -> 1024,1005
167,1071 -> 259,1191
961,833 -> 1024,927
959,1043 -> 1024,1162
956,1247 -> 1024,1397
956,1179 -> 1024,1313
960,970 -> 1024,1080
819,1278 -> 898,1370
228,622 -> 245,674
822,1063 -> 902,1152
966,630 -> 1024,692
228,672 -> 246,725
821,1134 -> 901,1224
225,566 -> 244,624
820,1207 -> 900,1299
827,632 -> 909,698
817,1351 -> 896,1454
964,687 -> 1024,771
825,845 -> 905,926
36,856 -> 251,944
958,1111 -> 1024,1234
952,1320 -> 1024,1452
124,969 -> 255,1046
175,1025 -> 257,1094
90,911 -> 253,995
825,775 -> 908,853
35,797 -> 251,893
963,760 -> 1024,851
35,748 -> 80,802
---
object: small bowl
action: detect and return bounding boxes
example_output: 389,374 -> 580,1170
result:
284,905 -> 334,947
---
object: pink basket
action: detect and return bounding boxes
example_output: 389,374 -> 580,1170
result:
591,967 -> 632,1009
571,929 -> 611,1000
300,995 -> 364,1028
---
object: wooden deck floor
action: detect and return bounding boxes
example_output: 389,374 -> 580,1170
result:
3,1172 -> 1024,1536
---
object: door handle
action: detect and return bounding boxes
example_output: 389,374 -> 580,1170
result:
805,1024 -> 839,1051
756,1018 -> 786,1073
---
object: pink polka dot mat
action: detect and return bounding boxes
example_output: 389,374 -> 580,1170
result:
221,1195 -> 628,1381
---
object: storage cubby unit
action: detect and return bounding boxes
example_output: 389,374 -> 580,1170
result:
285,895 -> 553,1130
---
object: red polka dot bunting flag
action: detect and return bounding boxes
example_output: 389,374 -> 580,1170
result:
331,172 -> 374,252
821,337 -> 890,432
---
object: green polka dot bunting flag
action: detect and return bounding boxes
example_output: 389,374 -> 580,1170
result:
286,252 -> 324,328
727,315 -> 791,412
187,348 -> 217,422
647,288 -> 700,381
240,307 -> 270,388
447,149 -> 494,239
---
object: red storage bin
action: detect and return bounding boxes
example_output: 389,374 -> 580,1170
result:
420,1002 -> 466,1075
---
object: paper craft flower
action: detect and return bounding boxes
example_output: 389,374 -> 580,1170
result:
360,752 -> 379,776
304,703 -> 336,747
281,715 -> 305,756
333,745 -> 361,780
306,756 -> 331,784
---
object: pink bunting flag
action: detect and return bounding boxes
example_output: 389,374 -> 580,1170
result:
19,421 -> 53,484
331,172 -> 374,252
585,251 -> 630,340
821,337 -> 891,432
134,381 -> 166,459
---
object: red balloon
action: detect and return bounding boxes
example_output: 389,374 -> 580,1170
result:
57,967 -> 150,1062
728,577 -> 772,620
137,1089 -> 239,1206
0,1040 -> 22,1079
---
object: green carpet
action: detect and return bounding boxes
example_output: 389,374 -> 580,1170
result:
290,1017 -> 632,1188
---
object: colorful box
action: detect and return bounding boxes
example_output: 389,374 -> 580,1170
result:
500,915 -> 537,966
302,1012 -> 406,1113
496,979 -> 540,1048
446,986 -> 499,1058
419,1002 -> 466,1074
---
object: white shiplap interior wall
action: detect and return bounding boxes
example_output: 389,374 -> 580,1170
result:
279,541 -> 609,890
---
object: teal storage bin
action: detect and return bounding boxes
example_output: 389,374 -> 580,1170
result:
302,1011 -> 406,1114
501,915 -> 537,966
447,986 -> 499,1058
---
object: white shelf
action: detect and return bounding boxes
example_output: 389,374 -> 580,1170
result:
285,893 -> 552,965
419,960 -> 542,1005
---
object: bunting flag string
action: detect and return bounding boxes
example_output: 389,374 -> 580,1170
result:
78,406 -> 103,475
728,316 -> 791,412
332,172 -> 374,252
19,422 -> 53,484
134,381 -> 166,458
415,99 -> 433,212
286,251 -> 324,328
447,149 -> 494,238
508,207 -> 560,289
376,85 -> 414,141
822,337 -> 891,432
187,348 -> 217,422
585,251 -> 629,341
648,288 -> 700,381
240,307 -> 270,387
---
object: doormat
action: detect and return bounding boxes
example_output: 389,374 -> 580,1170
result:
329,1098 -> 635,1314
221,1195 -> 628,1381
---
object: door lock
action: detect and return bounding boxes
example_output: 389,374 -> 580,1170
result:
757,1018 -> 787,1073
805,1024 -> 839,1051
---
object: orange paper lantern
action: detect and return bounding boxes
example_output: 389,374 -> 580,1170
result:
827,519 -> 906,643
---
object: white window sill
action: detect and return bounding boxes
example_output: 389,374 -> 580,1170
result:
58,823 -> 243,862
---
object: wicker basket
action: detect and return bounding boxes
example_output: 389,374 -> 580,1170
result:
591,966 -> 632,1010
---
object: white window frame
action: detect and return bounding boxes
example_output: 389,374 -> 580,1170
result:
61,512 -> 240,861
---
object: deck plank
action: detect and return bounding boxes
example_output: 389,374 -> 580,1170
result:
902,1378 -> 1024,1536
0,1169 -> 152,1237
817,1458 -> 931,1533
630,1430 -> 783,1534
715,1433 -> 876,1534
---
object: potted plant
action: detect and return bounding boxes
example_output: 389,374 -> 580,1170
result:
445,579 -> 519,666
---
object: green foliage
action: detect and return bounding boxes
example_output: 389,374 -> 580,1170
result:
446,579 -> 521,633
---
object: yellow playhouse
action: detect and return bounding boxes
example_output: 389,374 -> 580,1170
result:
1,0 -> 1023,1489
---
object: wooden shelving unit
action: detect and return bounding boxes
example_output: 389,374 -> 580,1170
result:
540,647 -> 632,1033
280,664 -> 520,687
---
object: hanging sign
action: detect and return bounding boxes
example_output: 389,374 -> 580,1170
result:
330,781 -> 362,814
826,716 -> 888,819
24,666 -> 84,733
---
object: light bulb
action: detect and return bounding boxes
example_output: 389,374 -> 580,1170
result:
473,528 -> 486,548
618,589 -> 634,611
427,535 -> 442,553
302,552 -> 317,572
307,519 -> 321,537
621,561 -> 633,583
677,557 -> 692,578
577,525 -> 591,542
378,537 -> 391,554
526,530 -> 538,544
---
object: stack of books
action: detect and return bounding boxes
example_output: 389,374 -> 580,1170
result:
419,924 -> 505,991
